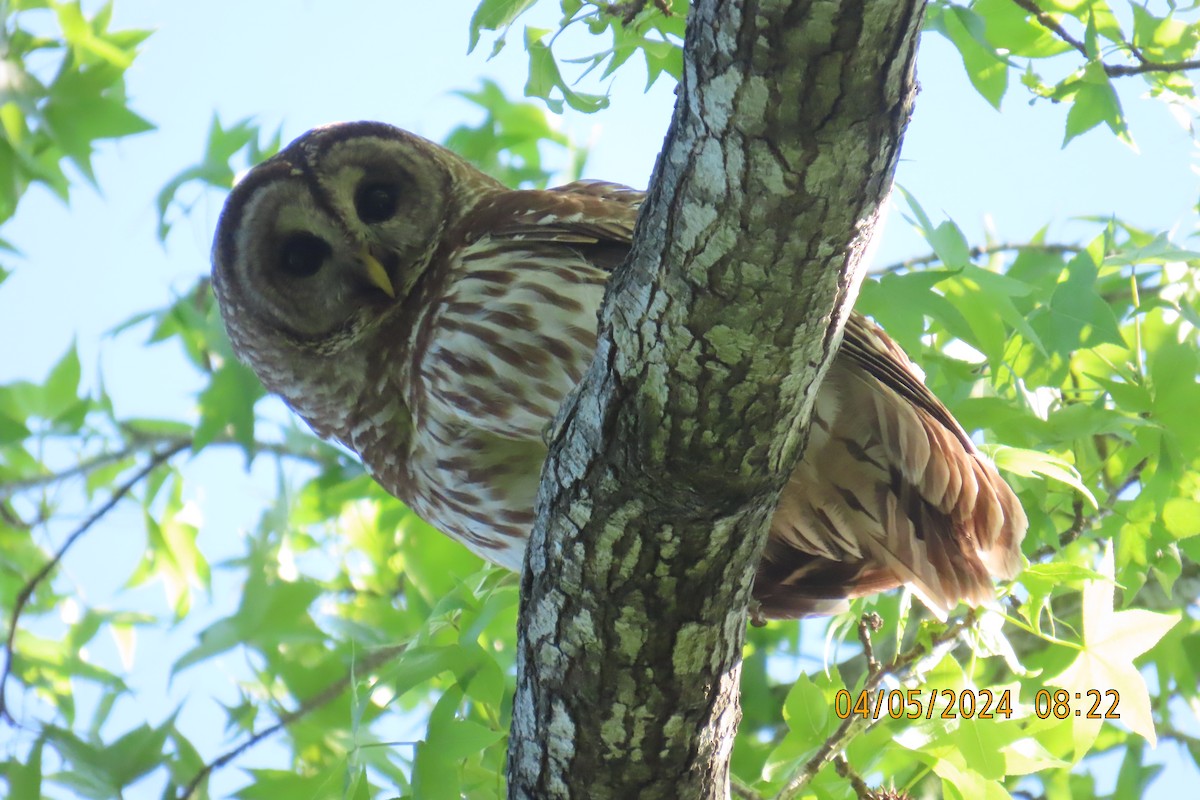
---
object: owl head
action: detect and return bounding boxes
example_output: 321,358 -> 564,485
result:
211,122 -> 501,375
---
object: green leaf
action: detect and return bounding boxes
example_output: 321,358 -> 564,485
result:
764,672 -> 840,780
428,716 -> 505,761
42,67 -> 154,182
43,340 -> 82,420
1034,250 -> 1126,353
446,78 -> 586,188
43,727 -> 120,799
953,718 -> 1009,780
1115,738 -> 1162,799
939,7 -> 1009,108
1163,498 -> 1200,539
940,264 -> 1045,366
988,445 -> 1097,508
346,768 -> 373,800
781,673 -> 832,741
641,38 -> 683,86
1043,403 -> 1146,445
1062,62 -> 1131,147
1051,541 -> 1179,750
236,767 -> 348,800
524,27 -> 609,113
83,455 -> 135,498
118,417 -> 195,440
1131,5 -> 1200,64
138,477 -> 210,618
974,0 -> 1074,58
156,115 -> 272,240
858,269 -> 971,357
468,0 -> 539,52
173,574 -> 322,674
194,360 -> 263,456
1146,310 -> 1200,454
929,219 -> 972,268
1003,733 -> 1070,775
1084,373 -> 1151,416
107,723 -> 171,788
8,737 -> 43,800
0,409 -> 31,445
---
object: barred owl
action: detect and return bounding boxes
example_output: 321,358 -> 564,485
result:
211,121 -> 1026,620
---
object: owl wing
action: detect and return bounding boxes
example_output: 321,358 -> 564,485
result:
759,313 -> 1027,619
499,181 -> 1026,619
426,180 -> 1024,618
481,180 -> 642,250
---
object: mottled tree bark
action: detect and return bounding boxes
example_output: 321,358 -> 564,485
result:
508,0 -> 926,797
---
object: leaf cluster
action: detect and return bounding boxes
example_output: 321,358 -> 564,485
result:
0,1 -> 152,230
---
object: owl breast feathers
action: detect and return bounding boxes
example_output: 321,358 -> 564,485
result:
211,121 -> 1027,620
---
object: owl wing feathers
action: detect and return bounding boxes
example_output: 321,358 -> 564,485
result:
472,183 -> 640,247
465,181 -> 1025,619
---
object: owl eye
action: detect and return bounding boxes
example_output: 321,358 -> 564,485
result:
278,233 -> 331,278
354,180 -> 401,224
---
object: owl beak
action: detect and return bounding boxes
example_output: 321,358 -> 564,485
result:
359,249 -> 395,299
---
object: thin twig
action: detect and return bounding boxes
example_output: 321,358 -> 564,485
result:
1008,0 -> 1088,57
176,643 -> 408,800
1160,723 -> 1200,753
0,445 -> 142,502
775,613 -> 976,800
732,778 -> 766,800
0,441 -> 190,722
1029,457 -> 1147,562
834,754 -> 874,799
0,433 -> 343,502
857,612 -> 883,676
1009,0 -> 1200,77
875,242 -> 1079,275
1104,55 -> 1200,77
1118,42 -> 1200,76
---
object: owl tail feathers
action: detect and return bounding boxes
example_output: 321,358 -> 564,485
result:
753,543 -> 904,619
976,467 -> 1028,581
753,545 -> 1008,623
866,463 -> 1027,623
753,463 -> 1027,622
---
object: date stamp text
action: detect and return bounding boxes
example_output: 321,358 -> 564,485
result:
833,688 -> 1121,721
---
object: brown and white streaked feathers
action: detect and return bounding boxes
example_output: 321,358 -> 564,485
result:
212,122 -> 1026,620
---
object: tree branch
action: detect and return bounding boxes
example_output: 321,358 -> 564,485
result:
1008,0 -> 1088,58
0,431 -> 343,503
1029,456 -> 1146,562
1009,0 -> 1200,77
874,242 -> 1079,275
0,446 -> 141,503
176,643 -> 408,800
509,0 -> 927,796
833,754 -> 874,800
0,440 -> 190,722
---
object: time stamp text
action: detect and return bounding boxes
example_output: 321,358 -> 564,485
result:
834,688 -> 1121,721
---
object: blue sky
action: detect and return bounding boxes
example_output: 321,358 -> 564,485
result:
1,1 -> 1197,797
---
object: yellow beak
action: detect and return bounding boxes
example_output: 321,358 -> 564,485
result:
360,249 -> 395,298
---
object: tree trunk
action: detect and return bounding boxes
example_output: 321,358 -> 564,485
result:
507,0 -> 927,797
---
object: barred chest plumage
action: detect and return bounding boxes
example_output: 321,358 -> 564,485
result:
353,236 -> 610,571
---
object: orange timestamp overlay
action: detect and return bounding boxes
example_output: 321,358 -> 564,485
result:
833,688 -> 1122,721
